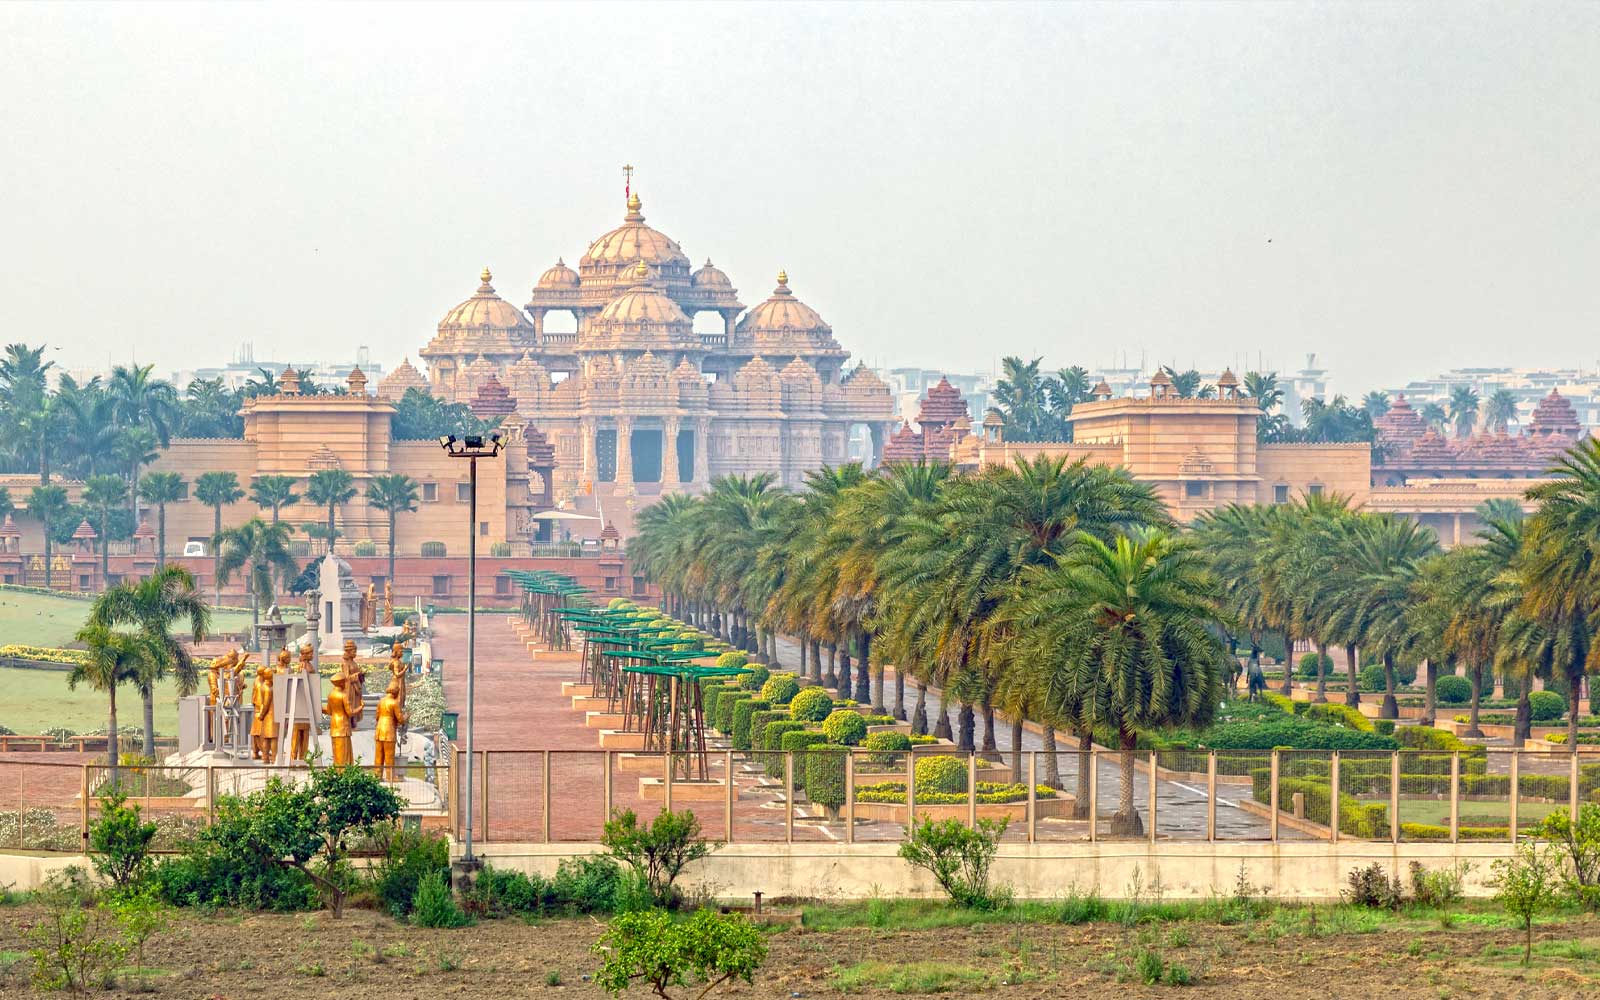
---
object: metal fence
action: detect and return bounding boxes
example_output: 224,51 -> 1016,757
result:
4,747 -> 1594,853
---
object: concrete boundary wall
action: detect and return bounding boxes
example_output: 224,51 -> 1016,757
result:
469,839 -> 1519,902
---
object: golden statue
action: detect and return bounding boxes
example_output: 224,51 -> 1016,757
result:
337,639 -> 367,718
373,678 -> 407,781
363,583 -> 377,632
384,581 -> 394,626
205,651 -> 228,744
388,642 -> 408,705
251,660 -> 280,761
325,672 -> 360,766
287,643 -> 316,761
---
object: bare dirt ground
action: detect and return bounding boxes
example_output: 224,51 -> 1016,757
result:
1,903 -> 1597,999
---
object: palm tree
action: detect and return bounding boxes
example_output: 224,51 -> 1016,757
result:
1362,391 -> 1391,420
1027,530 -> 1227,836
53,374 -> 118,479
249,475 -> 300,523
88,565 -> 211,755
1419,401 -> 1448,433
366,473 -> 420,590
1325,514 -> 1440,719
83,474 -> 129,588
1484,389 -> 1519,433
306,469 -> 357,554
215,518 -> 297,643
241,367 -> 280,398
193,472 -> 244,603
0,343 -> 55,481
993,357 -> 1051,442
26,484 -> 70,588
1448,385 -> 1481,439
108,364 -> 178,525
138,471 -> 186,568
71,623 -> 154,783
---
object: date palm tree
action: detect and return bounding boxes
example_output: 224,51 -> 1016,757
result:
71,624 -> 156,783
138,471 -> 186,568
1325,514 -> 1440,718
88,565 -> 211,755
306,469 -> 357,555
215,518 -> 297,644
83,474 -> 129,589
1484,389 -> 1519,433
0,343 -> 55,482
1361,390 -> 1391,419
1026,530 -> 1228,836
53,374 -> 118,479
193,472 -> 244,603
26,484 -> 70,588
1448,385 -> 1481,439
108,364 -> 178,525
249,474 -> 300,523
366,473 -> 420,592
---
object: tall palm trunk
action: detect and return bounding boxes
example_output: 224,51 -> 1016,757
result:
933,701 -> 953,740
100,510 -> 111,588
857,631 -> 873,706
43,534 -> 53,589
824,645 -> 837,689
911,681 -> 928,735
106,686 -> 120,789
957,702 -> 975,752
1313,641 -> 1330,704
893,667 -> 906,721
838,644 -> 852,696
388,511 -> 398,599
211,506 -> 222,604
1514,685 -> 1532,743
325,503 -> 336,555
1009,714 -> 1025,784
870,664 -> 885,715
140,683 -> 156,757
1381,652 -> 1399,719
1073,725 -> 1092,817
807,638 -> 821,682
1465,662 -> 1484,737
1344,643 -> 1361,707
1040,724 -> 1062,790
1279,631 -> 1294,697
1111,726 -> 1143,836
979,696 -> 998,752
156,503 -> 166,569
1421,656 -> 1441,726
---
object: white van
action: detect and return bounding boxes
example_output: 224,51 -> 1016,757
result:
183,541 -> 206,558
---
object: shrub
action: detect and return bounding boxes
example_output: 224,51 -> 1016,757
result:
899,816 -> 1010,909
802,744 -> 849,816
464,864 -> 551,917
789,687 -> 834,722
602,808 -> 715,909
1304,702 -> 1374,732
1359,664 -> 1386,693
731,699 -> 771,751
715,650 -> 748,671
551,855 -> 637,914
760,720 -> 806,752
1529,690 -> 1567,723
759,674 -> 800,705
108,886 -> 169,991
1345,862 -> 1405,910
1491,841 -> 1562,966
89,792 -> 157,891
702,683 -> 735,722
738,664 -> 770,691
864,731 -> 912,766
915,755 -> 969,795
608,598 -> 635,610
1539,803 -> 1600,912
747,710 -> 786,748
354,540 -> 378,557
373,829 -> 450,918
1409,861 -> 1468,907
716,693 -> 753,734
861,714 -> 895,726
411,870 -> 471,927
1435,675 -> 1472,705
1374,720 -> 1396,736
1298,652 -> 1333,679
822,709 -> 868,746
592,908 -> 767,999
27,870 -> 126,992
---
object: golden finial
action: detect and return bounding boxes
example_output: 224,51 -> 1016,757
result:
627,192 -> 642,213
480,267 -> 492,284
776,269 -> 788,286
634,260 -> 649,280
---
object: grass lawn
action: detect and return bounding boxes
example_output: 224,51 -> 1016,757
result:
1379,797 -> 1565,829
0,588 -> 260,649
0,665 -> 180,736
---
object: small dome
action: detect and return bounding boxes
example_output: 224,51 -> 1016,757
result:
537,258 -> 579,289
736,270 -> 832,342
692,258 -> 733,289
587,263 -> 695,346
584,195 -> 690,269
439,268 -> 534,337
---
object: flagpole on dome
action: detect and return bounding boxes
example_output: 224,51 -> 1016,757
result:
623,163 -> 633,201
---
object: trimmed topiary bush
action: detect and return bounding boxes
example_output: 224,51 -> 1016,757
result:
716,650 -> 749,671
1298,652 -> 1333,679
1435,675 -> 1472,705
748,710 -> 786,747
703,683 -> 739,723
1530,690 -> 1567,723
915,755 -> 968,795
717,693 -> 754,734
780,730 -> 829,789
1305,702 -> 1375,732
789,687 -> 834,723
863,731 -> 912,766
759,674 -> 800,706
1359,664 -> 1386,693
738,664 -> 771,691
1374,719 -> 1396,736
821,709 -> 868,747
761,721 -> 808,777
732,699 -> 771,751
802,744 -> 849,817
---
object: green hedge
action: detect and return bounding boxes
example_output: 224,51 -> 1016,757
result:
748,710 -> 787,749
702,683 -> 737,723
732,699 -> 771,751
855,780 -> 1055,805
780,730 -> 829,788
1401,822 -> 1509,841
738,664 -> 771,692
789,687 -> 834,722
759,674 -> 800,706
863,731 -> 912,765
716,692 -> 754,734
1303,702 -> 1374,733
821,709 -> 868,746
803,744 -> 849,813
1529,690 -> 1567,723
760,721 -> 809,777
1251,769 -> 1387,838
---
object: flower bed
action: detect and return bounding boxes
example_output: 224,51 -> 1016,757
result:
854,780 -> 1054,805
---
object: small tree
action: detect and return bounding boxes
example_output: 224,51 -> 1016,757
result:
593,908 -> 766,1000
89,792 -> 157,890
602,808 -> 714,908
108,886 -> 169,991
239,765 -> 403,917
898,816 -> 1010,910
27,869 -> 126,992
1539,803 -> 1600,912
1490,840 -> 1561,966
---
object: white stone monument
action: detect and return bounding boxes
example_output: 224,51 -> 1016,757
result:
318,554 -> 366,654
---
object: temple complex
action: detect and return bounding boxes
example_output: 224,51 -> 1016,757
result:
1370,390 -> 1584,485
410,194 -> 897,504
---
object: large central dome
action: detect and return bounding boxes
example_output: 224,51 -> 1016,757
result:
582,194 -> 690,269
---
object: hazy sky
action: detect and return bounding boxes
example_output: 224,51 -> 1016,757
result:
3,3 -> 1597,394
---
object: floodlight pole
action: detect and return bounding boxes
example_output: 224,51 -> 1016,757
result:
440,433 -> 502,868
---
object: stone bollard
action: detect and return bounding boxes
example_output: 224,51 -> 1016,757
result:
1292,791 -> 1305,820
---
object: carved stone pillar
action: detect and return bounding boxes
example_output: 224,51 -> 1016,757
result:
693,419 -> 711,486
615,418 -> 635,495
662,417 -> 681,490
580,419 -> 597,493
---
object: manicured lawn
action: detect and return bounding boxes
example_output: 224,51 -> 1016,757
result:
0,665 -> 180,736
1381,797 -> 1565,830
0,588 -> 260,649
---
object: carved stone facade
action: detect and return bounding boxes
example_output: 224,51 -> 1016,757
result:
416,195 -> 897,501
